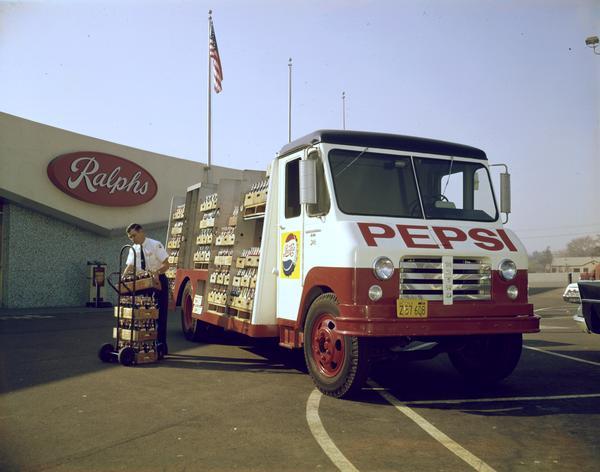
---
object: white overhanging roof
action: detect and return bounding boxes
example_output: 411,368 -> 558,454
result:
0,112 -> 250,236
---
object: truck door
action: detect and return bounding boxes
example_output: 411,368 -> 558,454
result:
276,154 -> 304,321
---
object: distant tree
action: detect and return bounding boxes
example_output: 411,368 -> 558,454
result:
560,234 -> 600,257
529,246 -> 553,272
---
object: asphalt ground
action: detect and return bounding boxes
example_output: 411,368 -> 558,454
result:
0,288 -> 598,472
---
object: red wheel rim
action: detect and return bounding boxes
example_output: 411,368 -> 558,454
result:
183,293 -> 193,330
311,313 -> 345,377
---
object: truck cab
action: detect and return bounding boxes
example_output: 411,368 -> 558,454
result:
169,130 -> 539,398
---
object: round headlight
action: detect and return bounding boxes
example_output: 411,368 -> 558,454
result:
499,259 -> 517,281
373,256 -> 394,280
507,285 -> 519,300
368,285 -> 383,301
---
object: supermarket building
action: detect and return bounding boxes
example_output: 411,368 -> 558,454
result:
0,112 -> 245,309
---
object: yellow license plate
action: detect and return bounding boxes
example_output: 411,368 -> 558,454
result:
396,299 -> 428,318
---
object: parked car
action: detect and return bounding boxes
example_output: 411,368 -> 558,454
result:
573,281 -> 600,334
563,282 -> 581,303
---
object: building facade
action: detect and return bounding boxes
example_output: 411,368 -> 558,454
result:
0,112 -> 249,308
550,257 -> 600,275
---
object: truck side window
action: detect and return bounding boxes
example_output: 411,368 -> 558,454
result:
308,157 -> 330,217
285,159 -> 301,218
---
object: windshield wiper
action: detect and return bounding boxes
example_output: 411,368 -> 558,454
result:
334,147 -> 369,177
441,156 -> 455,197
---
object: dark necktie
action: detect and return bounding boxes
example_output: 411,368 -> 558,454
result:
140,245 -> 147,270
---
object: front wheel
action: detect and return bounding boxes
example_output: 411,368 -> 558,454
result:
448,333 -> 523,383
303,293 -> 370,398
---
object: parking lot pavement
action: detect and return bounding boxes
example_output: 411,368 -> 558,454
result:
1,287 -> 599,471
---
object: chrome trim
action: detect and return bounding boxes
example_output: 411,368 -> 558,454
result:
401,293 -> 491,301
399,256 -> 491,301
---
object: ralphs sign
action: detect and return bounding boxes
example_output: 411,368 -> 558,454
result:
358,223 -> 518,252
47,152 -> 158,207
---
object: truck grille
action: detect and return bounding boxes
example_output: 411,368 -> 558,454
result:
399,256 -> 491,301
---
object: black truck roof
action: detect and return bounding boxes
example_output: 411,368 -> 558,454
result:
278,130 -> 487,160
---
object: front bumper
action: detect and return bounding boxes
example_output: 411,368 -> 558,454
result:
336,303 -> 539,337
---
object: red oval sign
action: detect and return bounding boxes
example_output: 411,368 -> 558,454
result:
47,152 -> 158,207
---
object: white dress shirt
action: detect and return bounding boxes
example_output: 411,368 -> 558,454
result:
126,237 -> 169,272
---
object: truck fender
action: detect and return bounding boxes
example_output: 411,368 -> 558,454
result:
175,277 -> 191,307
297,285 -> 333,330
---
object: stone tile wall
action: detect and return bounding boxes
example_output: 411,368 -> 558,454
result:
4,203 -> 167,308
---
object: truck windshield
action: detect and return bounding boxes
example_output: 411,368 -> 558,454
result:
328,149 -> 423,218
413,157 -> 498,222
328,149 -> 498,222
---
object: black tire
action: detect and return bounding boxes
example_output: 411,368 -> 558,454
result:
448,333 -> 523,383
118,346 -> 136,366
157,342 -> 167,360
98,343 -> 114,363
303,293 -> 370,398
180,282 -> 223,342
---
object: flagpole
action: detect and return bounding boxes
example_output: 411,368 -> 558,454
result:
207,10 -> 213,171
342,91 -> 346,130
288,57 -> 292,143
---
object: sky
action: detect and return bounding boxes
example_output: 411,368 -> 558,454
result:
0,0 -> 599,253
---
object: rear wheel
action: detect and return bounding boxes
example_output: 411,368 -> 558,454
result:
448,333 -> 523,383
180,282 -> 223,342
303,293 -> 370,398
98,343 -> 114,363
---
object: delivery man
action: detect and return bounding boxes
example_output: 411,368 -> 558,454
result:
123,223 -> 170,354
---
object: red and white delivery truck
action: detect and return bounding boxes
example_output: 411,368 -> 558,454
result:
165,130 -> 539,398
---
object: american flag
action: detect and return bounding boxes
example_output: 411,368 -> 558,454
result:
209,18 -> 223,93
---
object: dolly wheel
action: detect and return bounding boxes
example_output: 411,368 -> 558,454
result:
118,347 -> 136,366
98,343 -> 114,363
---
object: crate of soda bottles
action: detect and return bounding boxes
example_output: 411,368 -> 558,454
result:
118,270 -> 160,294
113,318 -> 158,342
114,294 -> 159,320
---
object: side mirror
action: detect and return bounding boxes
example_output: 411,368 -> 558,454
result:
500,171 -> 511,215
299,158 -> 317,205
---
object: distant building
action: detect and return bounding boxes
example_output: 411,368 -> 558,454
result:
550,257 -> 600,276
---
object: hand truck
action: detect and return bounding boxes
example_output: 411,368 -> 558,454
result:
98,244 -> 165,365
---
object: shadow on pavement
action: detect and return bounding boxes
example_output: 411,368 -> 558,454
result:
142,352 -> 304,376
525,339 -> 574,348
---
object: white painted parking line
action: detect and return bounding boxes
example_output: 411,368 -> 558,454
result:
534,307 -> 569,313
540,325 -> 572,330
400,393 -> 600,406
0,315 -> 55,321
524,345 -> 600,367
306,389 -> 359,472
368,380 -> 497,472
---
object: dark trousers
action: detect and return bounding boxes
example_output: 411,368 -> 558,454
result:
156,274 -> 169,344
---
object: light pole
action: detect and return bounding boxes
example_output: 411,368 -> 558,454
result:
288,58 -> 292,143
